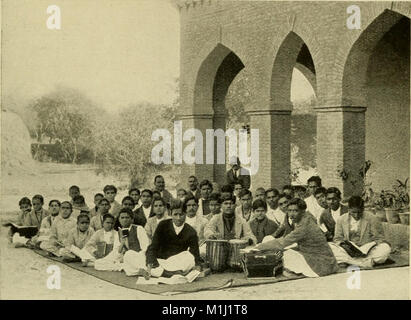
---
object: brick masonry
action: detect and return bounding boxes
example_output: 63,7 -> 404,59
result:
177,0 -> 411,197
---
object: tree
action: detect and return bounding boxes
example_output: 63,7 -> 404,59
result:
30,86 -> 97,163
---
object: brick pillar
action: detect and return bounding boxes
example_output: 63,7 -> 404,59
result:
179,114 -> 214,184
212,112 -> 228,187
315,106 -> 366,198
248,110 -> 291,190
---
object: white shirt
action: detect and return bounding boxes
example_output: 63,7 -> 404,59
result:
185,215 -> 197,227
331,207 -> 341,224
267,208 -> 285,225
103,230 -> 113,243
305,195 -> 323,223
173,222 -> 185,235
350,217 -> 360,233
142,205 -> 152,220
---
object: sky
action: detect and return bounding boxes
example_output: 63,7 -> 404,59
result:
2,0 -> 313,113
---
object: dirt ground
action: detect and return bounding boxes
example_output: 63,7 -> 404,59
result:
1,163 -> 409,300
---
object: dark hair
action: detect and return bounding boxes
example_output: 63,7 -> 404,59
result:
141,189 -> 153,197
73,195 -> 85,204
199,179 -> 213,190
326,187 -> 342,199
102,213 -> 115,223
288,198 -> 307,211
188,175 -> 198,181
307,176 -> 322,187
19,197 -> 31,207
238,189 -> 252,199
265,188 -> 279,197
153,197 -> 167,207
103,185 -> 117,194
221,184 -> 234,194
69,185 -> 80,192
255,187 -> 266,193
32,194 -> 44,204
294,186 -> 307,193
183,196 -> 198,212
80,209 -> 90,215
152,191 -> 161,200
348,196 -> 364,209
128,188 -> 140,195
221,193 -> 236,203
77,213 -> 90,223
94,193 -> 104,199
118,208 -> 134,218
170,199 -> 184,212
209,192 -> 222,203
98,198 -> 110,206
48,199 -> 61,207
177,188 -> 187,195
278,193 -> 293,201
252,199 -> 267,211
61,201 -> 73,211
314,187 -> 327,196
121,196 -> 135,205
154,175 -> 164,183
282,185 -> 293,191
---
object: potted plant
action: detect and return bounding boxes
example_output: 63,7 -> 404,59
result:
373,192 -> 387,222
381,190 -> 401,224
395,179 -> 410,225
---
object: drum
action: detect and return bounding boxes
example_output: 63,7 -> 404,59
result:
205,239 -> 229,272
227,239 -> 249,270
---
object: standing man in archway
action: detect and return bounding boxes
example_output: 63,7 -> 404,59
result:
226,156 -> 251,190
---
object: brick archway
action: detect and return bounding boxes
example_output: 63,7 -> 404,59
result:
181,43 -> 245,184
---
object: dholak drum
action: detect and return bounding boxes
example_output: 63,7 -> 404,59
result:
206,239 -> 229,272
228,239 -> 249,270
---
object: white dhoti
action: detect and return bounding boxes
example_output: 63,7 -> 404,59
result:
283,249 -> 319,278
329,242 -> 391,267
151,251 -> 195,278
122,250 -> 147,276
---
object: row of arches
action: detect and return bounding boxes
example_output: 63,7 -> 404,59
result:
184,9 -> 410,195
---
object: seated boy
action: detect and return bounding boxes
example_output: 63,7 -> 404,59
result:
7,197 -> 33,245
207,192 -> 222,220
90,198 -> 111,231
104,185 -> 122,218
129,188 -> 141,210
249,199 -> 279,243
204,193 -> 257,244
183,196 -> 209,242
133,189 -> 155,227
69,185 -> 81,204
235,189 -> 253,222
27,195 -> 50,229
84,214 -> 116,261
32,200 -> 61,246
255,198 -> 338,278
146,201 -> 202,278
329,196 -> 391,268
40,201 -> 77,257
145,198 -> 170,241
62,214 -> 95,262
89,193 -> 104,217
94,208 -> 150,277
113,196 -> 136,231
72,195 -> 90,219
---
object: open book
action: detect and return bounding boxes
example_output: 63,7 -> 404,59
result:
136,270 -> 201,285
3,222 -> 38,238
340,240 -> 377,258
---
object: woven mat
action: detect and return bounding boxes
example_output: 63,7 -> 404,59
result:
32,249 -> 409,296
